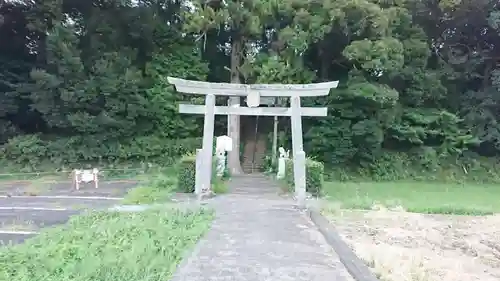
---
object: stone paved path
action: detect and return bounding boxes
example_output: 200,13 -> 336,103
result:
171,174 -> 353,281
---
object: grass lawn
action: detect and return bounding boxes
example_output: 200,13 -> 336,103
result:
122,174 -> 177,205
122,170 -> 230,205
122,185 -> 174,204
0,208 -> 214,281
323,181 -> 500,215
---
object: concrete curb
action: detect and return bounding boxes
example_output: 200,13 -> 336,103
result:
308,208 -> 380,281
107,193 -> 219,213
108,204 -> 156,212
108,201 -> 211,213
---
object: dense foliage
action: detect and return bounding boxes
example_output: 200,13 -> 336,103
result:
1,0 -> 500,179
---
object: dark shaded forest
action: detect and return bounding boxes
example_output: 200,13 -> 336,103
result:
1,0 -> 500,181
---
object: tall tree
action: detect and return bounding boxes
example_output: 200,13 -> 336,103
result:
183,0 -> 273,174
0,2 -> 40,140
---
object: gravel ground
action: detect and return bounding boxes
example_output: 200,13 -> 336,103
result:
325,207 -> 500,281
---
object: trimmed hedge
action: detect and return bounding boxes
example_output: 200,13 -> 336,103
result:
0,134 -> 203,171
177,138 -> 231,193
177,154 -> 197,193
177,153 -> 230,193
284,157 -> 325,196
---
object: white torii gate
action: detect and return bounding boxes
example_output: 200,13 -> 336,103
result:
167,77 -> 338,207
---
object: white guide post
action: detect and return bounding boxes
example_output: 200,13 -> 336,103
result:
167,77 -> 338,204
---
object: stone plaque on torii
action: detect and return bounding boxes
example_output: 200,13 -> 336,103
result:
167,77 -> 338,207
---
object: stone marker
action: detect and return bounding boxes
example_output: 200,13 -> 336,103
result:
276,147 -> 290,180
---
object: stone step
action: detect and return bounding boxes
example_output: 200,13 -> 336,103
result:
228,178 -> 281,188
227,180 -> 282,192
242,160 -> 264,166
242,161 -> 264,166
242,157 -> 265,162
229,178 -> 279,185
242,153 -> 266,159
242,153 -> 266,162
242,137 -> 267,174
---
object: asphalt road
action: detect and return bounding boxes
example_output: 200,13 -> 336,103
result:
0,181 -> 137,246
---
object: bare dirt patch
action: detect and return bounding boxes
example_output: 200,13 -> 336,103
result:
324,207 -> 500,281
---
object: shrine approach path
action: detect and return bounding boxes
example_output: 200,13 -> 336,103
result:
170,174 -> 354,281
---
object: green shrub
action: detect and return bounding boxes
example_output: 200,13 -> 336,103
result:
261,155 -> 276,173
177,151 -> 231,193
284,157 -> 325,196
0,134 -> 202,171
177,154 -> 196,193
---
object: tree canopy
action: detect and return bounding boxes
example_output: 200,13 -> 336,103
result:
1,0 -> 499,180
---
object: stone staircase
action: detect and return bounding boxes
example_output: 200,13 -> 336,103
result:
242,135 -> 267,174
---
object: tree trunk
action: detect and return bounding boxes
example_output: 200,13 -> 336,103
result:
271,115 -> 278,167
483,61 -> 494,90
227,37 -> 243,175
318,45 -> 329,81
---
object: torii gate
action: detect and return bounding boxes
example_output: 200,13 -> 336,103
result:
167,77 -> 338,207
